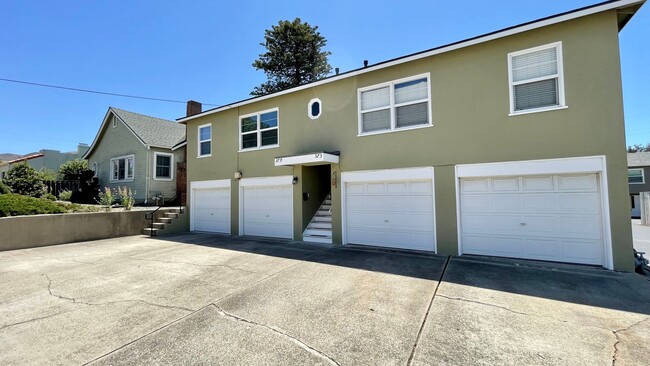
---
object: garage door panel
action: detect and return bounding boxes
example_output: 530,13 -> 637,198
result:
409,181 -> 433,194
193,187 -> 231,233
242,184 -> 292,239
367,183 -> 386,194
387,182 -> 408,193
460,173 -> 604,266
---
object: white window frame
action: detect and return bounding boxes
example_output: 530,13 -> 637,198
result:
628,168 -> 645,184
357,73 -> 432,136
239,107 -> 280,152
308,98 -> 322,120
91,162 -> 98,176
198,123 -> 212,158
112,116 -> 118,128
508,42 -> 566,116
110,154 -> 135,182
153,152 -> 174,181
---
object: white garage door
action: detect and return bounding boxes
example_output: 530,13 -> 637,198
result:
241,184 -> 293,239
460,174 -> 604,265
345,179 -> 435,251
192,187 -> 230,233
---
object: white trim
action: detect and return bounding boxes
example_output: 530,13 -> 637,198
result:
91,162 -> 98,176
628,168 -> 645,184
177,0 -> 643,124
238,144 -> 279,153
189,179 -> 231,233
171,141 -> 187,151
508,42 -> 566,115
274,152 -> 339,167
238,175 -> 294,239
197,123 -> 212,158
112,116 -> 117,128
357,73 -> 432,135
239,107 -> 280,151
82,108 -> 147,159
153,152 -> 174,181
455,155 -> 613,270
109,154 -> 135,182
308,98 -> 322,119
238,175 -> 293,187
340,166 -> 436,253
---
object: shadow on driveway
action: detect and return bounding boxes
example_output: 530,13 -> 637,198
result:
155,232 -> 650,316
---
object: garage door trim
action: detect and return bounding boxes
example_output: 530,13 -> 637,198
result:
238,175 -> 294,239
341,166 -> 436,252
190,179 -> 231,233
455,156 -> 613,269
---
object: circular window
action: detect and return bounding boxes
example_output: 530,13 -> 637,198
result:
308,98 -> 322,119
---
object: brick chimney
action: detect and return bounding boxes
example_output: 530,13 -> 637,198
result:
186,100 -> 202,117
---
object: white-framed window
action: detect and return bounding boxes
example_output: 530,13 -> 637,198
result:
91,162 -> 98,176
112,116 -> 118,128
240,108 -> 279,151
308,98 -> 322,119
628,168 -> 645,184
357,73 -> 431,135
198,123 -> 212,157
154,152 -> 174,180
508,42 -> 565,115
110,155 -> 134,182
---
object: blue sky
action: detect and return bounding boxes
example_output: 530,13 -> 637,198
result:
0,0 -> 648,155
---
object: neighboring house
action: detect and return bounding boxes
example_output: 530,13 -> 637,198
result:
0,144 -> 89,178
178,0 -> 644,272
82,107 -> 186,204
627,152 -> 650,218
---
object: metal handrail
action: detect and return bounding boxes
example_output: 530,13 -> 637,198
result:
144,206 -> 162,237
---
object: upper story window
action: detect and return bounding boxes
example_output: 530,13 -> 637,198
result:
508,42 -> 565,115
628,168 -> 645,184
154,152 -> 173,180
198,124 -> 211,157
240,108 -> 279,151
112,116 -> 118,128
358,74 -> 431,135
91,162 -> 98,176
110,155 -> 134,182
308,98 -> 322,119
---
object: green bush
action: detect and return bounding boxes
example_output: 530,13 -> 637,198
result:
0,180 -> 11,194
4,163 -> 45,197
58,189 -> 72,201
42,193 -> 56,201
0,194 -> 66,217
97,187 -> 114,211
59,159 -> 88,180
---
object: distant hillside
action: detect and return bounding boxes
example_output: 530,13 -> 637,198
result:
0,153 -> 22,162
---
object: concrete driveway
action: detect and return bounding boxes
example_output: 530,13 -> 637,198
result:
1,234 -> 649,366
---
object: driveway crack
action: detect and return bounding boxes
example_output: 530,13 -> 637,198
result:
0,310 -> 75,330
611,317 -> 649,366
212,304 -> 340,366
127,257 -> 261,274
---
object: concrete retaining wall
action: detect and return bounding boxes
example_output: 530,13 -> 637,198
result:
0,210 -> 154,251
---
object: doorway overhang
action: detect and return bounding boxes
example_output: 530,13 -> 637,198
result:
274,151 -> 340,167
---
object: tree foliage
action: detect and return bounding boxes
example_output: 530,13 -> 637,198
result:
59,159 -> 88,180
627,143 -> 650,153
3,163 -> 45,197
251,18 -> 332,96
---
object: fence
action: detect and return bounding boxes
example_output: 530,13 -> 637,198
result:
44,180 -> 80,197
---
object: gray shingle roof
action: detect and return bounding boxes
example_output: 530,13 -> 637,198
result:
111,108 -> 185,148
627,152 -> 650,167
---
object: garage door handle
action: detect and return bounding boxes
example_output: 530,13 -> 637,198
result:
266,215 -> 270,218
520,223 -> 526,226
384,220 -> 389,223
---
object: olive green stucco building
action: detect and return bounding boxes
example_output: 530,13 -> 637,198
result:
178,0 -> 645,271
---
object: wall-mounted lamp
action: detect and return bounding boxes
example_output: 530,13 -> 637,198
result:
234,171 -> 243,180
292,176 -> 299,185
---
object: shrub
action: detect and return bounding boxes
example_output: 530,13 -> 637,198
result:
0,194 -> 66,217
97,187 -> 114,211
117,186 -> 135,210
42,193 -> 56,201
0,180 -> 11,194
59,159 -> 88,180
3,163 -> 44,197
58,189 -> 72,201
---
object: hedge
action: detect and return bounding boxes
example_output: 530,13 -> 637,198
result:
0,194 -> 66,217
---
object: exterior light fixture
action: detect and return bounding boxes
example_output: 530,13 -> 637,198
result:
234,171 -> 243,180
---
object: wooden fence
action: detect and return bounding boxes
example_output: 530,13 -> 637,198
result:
44,180 -> 80,197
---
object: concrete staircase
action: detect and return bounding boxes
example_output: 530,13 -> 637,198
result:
143,207 -> 186,236
303,194 -> 332,244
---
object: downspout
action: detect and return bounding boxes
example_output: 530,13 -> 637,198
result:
145,146 -> 150,204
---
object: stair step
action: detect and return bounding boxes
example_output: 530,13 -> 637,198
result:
152,222 -> 165,229
143,228 -> 159,236
320,204 -> 332,210
317,209 -> 332,216
304,228 -> 332,237
164,213 -> 179,219
308,222 -> 332,229
158,218 -> 172,224
312,216 -> 332,223
303,235 -> 332,244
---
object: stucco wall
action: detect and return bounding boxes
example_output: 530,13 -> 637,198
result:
184,11 -> 633,270
0,210 -> 153,251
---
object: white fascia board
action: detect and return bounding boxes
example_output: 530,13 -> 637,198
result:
341,167 -> 434,183
239,175 -> 293,187
177,0 -> 643,125
190,179 -> 231,190
456,156 -> 607,178
171,141 -> 187,151
274,152 -> 339,166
